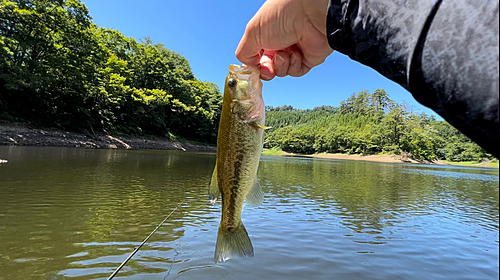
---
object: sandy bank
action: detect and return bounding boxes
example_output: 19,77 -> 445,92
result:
278,151 -> 498,168
309,153 -> 427,164
279,152 -> 428,164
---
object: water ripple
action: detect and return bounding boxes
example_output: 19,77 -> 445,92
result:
0,147 -> 498,280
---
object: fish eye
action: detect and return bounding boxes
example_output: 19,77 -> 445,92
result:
228,79 -> 237,88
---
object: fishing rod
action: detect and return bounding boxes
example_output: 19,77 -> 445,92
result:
107,199 -> 186,280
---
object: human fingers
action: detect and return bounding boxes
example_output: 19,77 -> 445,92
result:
285,46 -> 311,77
273,51 -> 291,78
287,51 -> 303,77
260,47 -> 311,80
259,51 -> 276,81
236,0 -> 299,67
235,15 -> 263,67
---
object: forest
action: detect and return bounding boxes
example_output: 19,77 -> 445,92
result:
0,0 -> 494,162
0,0 -> 222,143
264,89 -> 494,162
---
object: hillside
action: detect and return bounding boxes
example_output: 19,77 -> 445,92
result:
264,90 -> 495,163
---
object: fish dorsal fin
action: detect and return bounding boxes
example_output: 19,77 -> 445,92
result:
208,164 -> 220,204
246,178 -> 264,206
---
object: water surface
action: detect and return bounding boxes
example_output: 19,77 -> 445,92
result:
0,146 -> 498,279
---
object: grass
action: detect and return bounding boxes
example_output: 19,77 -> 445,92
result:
440,160 -> 499,168
261,148 -> 287,156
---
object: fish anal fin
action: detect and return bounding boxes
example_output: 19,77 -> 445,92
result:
214,222 -> 254,263
246,178 -> 264,206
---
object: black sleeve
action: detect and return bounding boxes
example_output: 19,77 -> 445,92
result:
326,0 -> 499,158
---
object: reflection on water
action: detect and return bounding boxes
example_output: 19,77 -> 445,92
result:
0,147 -> 498,280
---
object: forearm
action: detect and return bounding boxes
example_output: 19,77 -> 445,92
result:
326,0 -> 499,157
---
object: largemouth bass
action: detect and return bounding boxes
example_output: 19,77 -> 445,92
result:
209,64 -> 268,263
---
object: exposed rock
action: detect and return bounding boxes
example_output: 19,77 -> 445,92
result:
0,123 -> 216,152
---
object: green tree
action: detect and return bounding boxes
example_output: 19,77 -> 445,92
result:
0,0 -> 223,143
264,90 -> 493,162
0,0 -> 103,128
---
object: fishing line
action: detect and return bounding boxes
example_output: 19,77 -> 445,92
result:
107,199 -> 186,280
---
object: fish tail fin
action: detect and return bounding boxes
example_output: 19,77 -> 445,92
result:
214,222 -> 254,263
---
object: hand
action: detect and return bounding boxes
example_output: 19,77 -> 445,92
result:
236,0 -> 333,80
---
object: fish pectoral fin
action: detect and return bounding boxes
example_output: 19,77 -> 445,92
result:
208,165 -> 220,204
257,124 -> 272,130
246,178 -> 264,206
249,122 -> 272,131
214,222 -> 254,263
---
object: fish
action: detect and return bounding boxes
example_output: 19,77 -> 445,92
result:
209,64 -> 269,263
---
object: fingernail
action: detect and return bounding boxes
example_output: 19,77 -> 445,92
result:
290,52 -> 297,65
274,53 -> 285,68
261,75 -> 272,81
260,62 -> 274,80
261,71 -> 273,80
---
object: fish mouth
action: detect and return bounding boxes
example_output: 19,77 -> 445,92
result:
229,64 -> 260,75
229,64 -> 260,82
229,64 -> 254,74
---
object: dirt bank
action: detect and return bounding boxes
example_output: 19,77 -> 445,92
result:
277,151 -> 432,164
278,151 -> 498,168
307,153 -> 436,164
2,123 -> 497,169
0,123 -> 216,152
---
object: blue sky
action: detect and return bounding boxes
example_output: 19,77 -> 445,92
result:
82,0 -> 439,118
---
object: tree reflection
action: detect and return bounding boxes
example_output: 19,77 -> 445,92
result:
258,156 -> 499,233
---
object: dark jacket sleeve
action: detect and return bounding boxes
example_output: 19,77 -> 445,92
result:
326,0 -> 499,158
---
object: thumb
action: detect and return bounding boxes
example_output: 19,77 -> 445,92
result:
235,21 -> 262,66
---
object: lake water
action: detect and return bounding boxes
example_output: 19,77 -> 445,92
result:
0,146 -> 498,280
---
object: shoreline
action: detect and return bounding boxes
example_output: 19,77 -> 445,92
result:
0,123 -> 216,153
263,150 -> 499,169
1,123 -> 497,169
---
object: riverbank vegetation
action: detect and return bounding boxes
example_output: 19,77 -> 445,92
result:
0,0 -> 222,143
264,90 -> 496,163
1,0 -> 495,164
